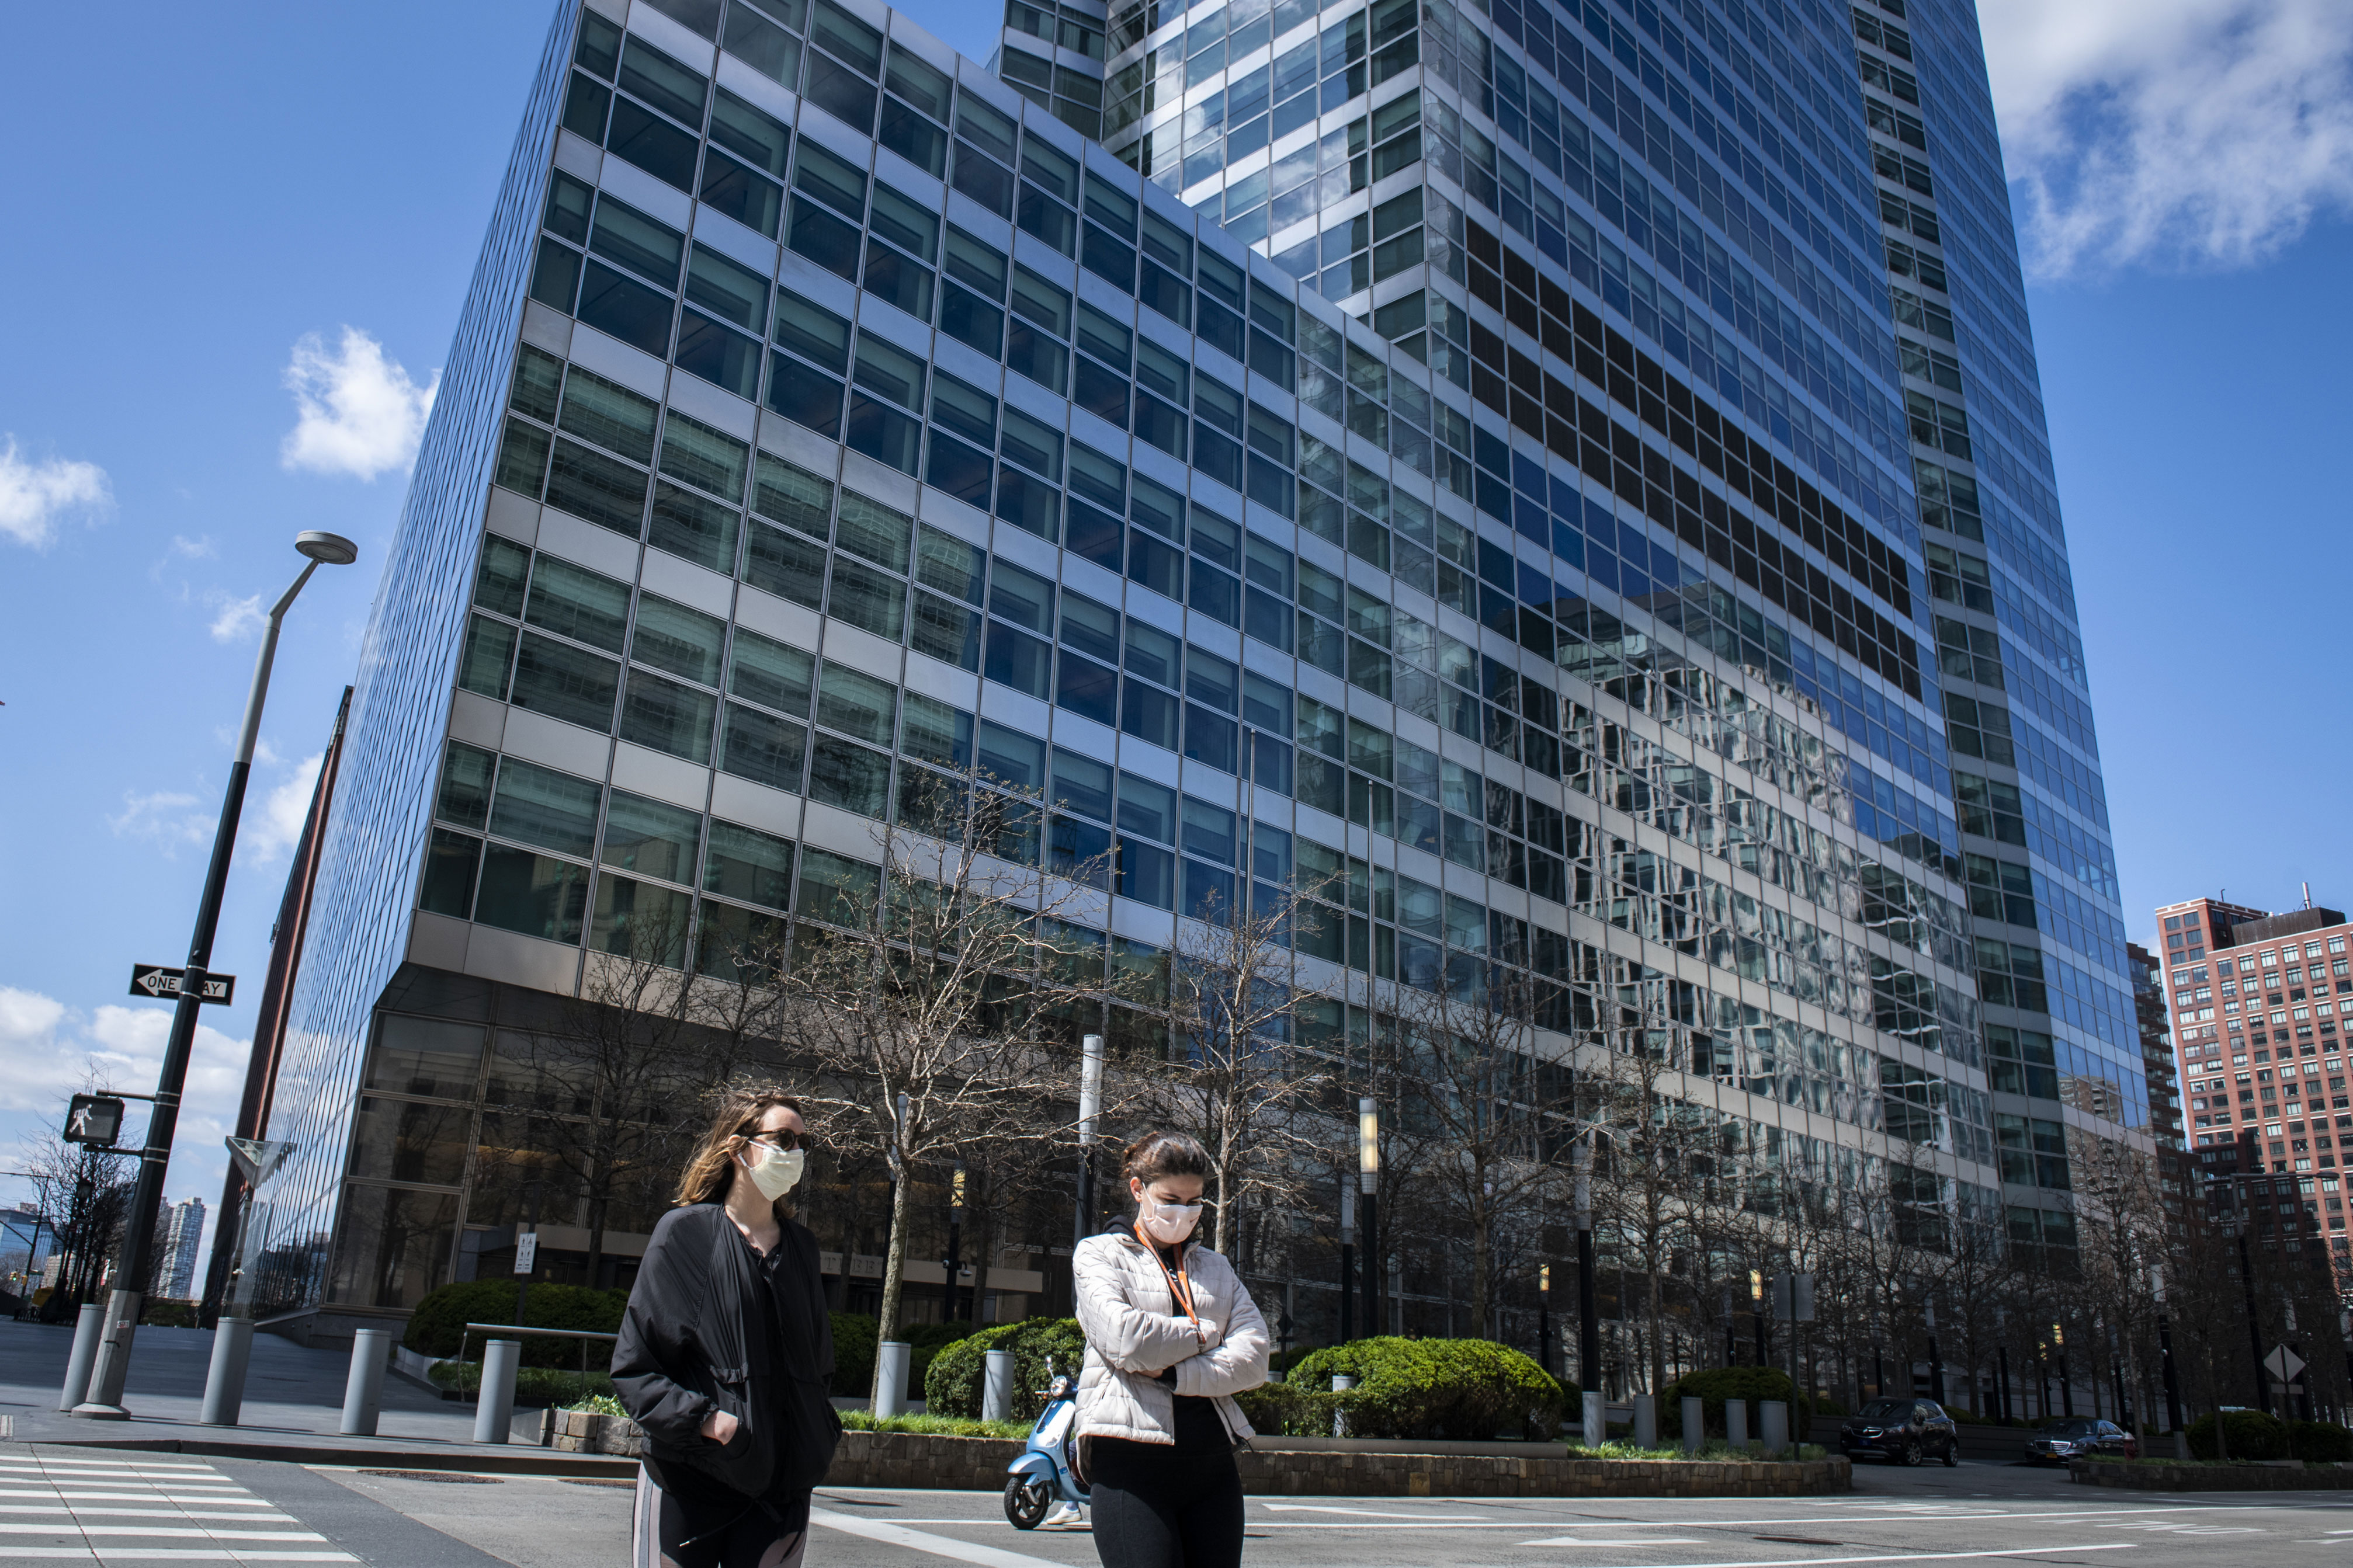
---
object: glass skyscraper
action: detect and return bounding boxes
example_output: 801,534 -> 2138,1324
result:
256,0 -> 2136,1334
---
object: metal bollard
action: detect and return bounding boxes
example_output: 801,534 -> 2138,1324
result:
1759,1399 -> 1789,1453
873,1341 -> 911,1418
981,1349 -> 1015,1424
1581,1391 -> 1605,1448
201,1317 -> 256,1426
1331,1372 -> 1358,1438
59,1305 -> 106,1413
473,1339 -> 520,1444
1726,1398 -> 1749,1449
1632,1395 -> 1656,1449
1681,1396 -> 1705,1454
341,1329 -> 390,1437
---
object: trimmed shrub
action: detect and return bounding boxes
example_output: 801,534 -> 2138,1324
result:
430,1360 -> 616,1407
2187,1408 -> 2290,1460
1658,1367 -> 1808,1440
925,1318 -> 1087,1420
1283,1338 -> 1570,1440
402,1280 -> 627,1369
831,1312 -> 878,1398
2289,1420 -> 2353,1462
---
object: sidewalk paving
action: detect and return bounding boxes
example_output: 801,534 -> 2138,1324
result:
0,1319 -> 626,1474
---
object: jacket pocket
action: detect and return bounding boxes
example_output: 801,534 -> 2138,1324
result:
775,1375 -> 841,1493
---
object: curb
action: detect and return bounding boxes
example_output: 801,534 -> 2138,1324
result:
9,1431 -> 637,1479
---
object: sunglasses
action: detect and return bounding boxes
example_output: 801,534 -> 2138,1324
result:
741,1128 -> 816,1154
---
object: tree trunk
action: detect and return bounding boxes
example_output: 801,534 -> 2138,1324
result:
874,1154 -> 912,1403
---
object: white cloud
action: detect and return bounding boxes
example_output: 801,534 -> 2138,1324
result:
242,752 -> 323,863
1984,0 -> 2353,277
108,788 -> 211,853
279,326 -> 439,481
0,987 -> 252,1290
207,591 -> 266,644
170,535 -> 216,559
0,436 -> 110,548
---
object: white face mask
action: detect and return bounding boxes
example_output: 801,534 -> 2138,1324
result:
1137,1197 -> 1202,1244
739,1142 -> 805,1202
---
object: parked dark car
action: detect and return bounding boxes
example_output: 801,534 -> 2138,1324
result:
1839,1398 -> 1959,1465
2023,1418 -> 2137,1463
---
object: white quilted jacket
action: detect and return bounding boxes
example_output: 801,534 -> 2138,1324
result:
1071,1228 -> 1271,1447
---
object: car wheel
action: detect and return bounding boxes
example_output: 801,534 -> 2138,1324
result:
1003,1477 -> 1050,1530
1900,1439 -> 1923,1467
1941,1440 -> 1958,1467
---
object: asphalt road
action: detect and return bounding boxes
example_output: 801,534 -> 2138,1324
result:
13,1443 -> 2342,1568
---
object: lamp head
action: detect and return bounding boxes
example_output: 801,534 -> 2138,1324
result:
296,531 -> 360,565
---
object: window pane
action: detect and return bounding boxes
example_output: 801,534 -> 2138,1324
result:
915,526 -> 986,603
753,453 -> 835,536
348,1095 -> 474,1185
544,439 -> 651,534
728,627 -> 815,715
658,411 -> 752,502
511,632 -> 621,731
704,820 -> 797,910
490,758 -> 603,856
744,521 -> 828,607
910,593 -> 982,669
418,828 -> 483,919
808,734 -> 893,816
524,558 -> 631,651
835,492 -> 912,571
591,874 -> 691,965
828,556 -> 907,638
817,664 -> 898,743
620,670 -> 717,763
326,1185 -> 460,1309
711,86 -> 792,175
366,1016 -> 485,1097
601,790 -> 703,881
474,844 -> 591,943
631,594 -> 726,685
721,703 -> 808,792
457,614 -> 516,701
558,368 -> 661,461
436,742 -> 497,829
648,480 -> 741,572
576,259 -> 677,357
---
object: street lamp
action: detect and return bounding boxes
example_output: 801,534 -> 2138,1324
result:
2052,1321 -> 2072,1417
944,1164 -> 967,1324
1358,1097 -> 1379,1338
1538,1264 -> 1552,1379
1573,1139 -> 1598,1398
74,532 -> 356,1418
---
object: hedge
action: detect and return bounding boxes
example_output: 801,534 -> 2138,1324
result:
1657,1367 -> 1811,1439
2188,1408 -> 2290,1460
402,1280 -> 628,1369
430,1361 -> 617,1407
925,1319 -> 1087,1420
2289,1420 -> 2353,1462
1276,1338 -> 1570,1440
831,1312 -> 877,1398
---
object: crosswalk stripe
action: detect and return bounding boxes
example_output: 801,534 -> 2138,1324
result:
0,1525 -> 328,1542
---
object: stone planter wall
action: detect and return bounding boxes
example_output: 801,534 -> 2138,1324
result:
2071,1458 -> 2353,1491
537,1421 -> 1848,1497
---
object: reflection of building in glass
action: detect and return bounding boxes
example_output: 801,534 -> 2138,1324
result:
2157,896 -> 2352,1281
154,1198 -> 207,1302
2125,942 -> 2187,1237
255,0 -> 2135,1344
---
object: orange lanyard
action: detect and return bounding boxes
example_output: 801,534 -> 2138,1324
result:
1136,1224 -> 1207,1346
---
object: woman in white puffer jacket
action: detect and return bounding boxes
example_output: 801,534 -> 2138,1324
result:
1071,1131 -> 1271,1568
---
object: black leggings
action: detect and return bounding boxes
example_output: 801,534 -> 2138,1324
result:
1086,1437 -> 1244,1568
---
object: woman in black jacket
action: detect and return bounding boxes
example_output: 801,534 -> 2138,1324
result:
614,1089 -> 841,1568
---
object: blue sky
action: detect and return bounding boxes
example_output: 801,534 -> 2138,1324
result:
3,0 -> 2349,1268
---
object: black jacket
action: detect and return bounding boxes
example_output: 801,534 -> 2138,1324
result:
612,1203 -> 840,1500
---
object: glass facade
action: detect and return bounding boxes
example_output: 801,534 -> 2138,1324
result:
265,0 -> 2134,1323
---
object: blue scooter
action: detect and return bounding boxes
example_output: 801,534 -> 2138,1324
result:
1002,1371 -> 1088,1529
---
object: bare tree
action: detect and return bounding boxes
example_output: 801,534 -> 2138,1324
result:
1387,967 -> 1573,1337
1146,877 -> 1332,1257
782,761 -> 1125,1359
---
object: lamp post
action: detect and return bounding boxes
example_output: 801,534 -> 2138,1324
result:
1925,1296 -> 1945,1406
1073,1034 -> 1103,1251
943,1164 -> 966,1324
1358,1097 -> 1379,1338
1573,1139 -> 1598,1396
1750,1269 -> 1767,1368
1538,1264 -> 1552,1379
75,531 -> 357,1418
2053,1322 -> 2072,1417
1337,1174 -> 1354,1344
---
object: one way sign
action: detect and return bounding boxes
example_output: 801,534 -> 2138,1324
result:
128,965 -> 235,1005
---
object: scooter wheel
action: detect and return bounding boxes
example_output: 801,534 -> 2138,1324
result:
1004,1476 -> 1051,1530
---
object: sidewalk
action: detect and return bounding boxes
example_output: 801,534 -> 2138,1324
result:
0,1319 -> 629,1475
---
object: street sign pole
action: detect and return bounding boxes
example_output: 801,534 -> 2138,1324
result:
76,539 -> 351,1419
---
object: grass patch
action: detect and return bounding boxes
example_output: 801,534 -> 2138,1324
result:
564,1394 -> 630,1417
1564,1440 -> 1830,1462
836,1410 -> 1031,1440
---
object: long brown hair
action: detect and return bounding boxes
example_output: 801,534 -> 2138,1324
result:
675,1086 -> 808,1215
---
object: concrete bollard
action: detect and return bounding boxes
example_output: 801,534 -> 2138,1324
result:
1581,1391 -> 1605,1448
200,1317 -> 256,1426
1726,1398 -> 1749,1449
1681,1396 -> 1705,1454
1759,1399 -> 1789,1452
1632,1395 -> 1657,1449
473,1339 -> 520,1444
873,1341 -> 911,1418
1331,1372 -> 1358,1438
59,1304 -> 106,1413
341,1329 -> 391,1437
981,1349 -> 1015,1424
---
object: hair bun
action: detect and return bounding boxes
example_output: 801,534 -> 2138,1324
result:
1120,1129 -> 1211,1185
